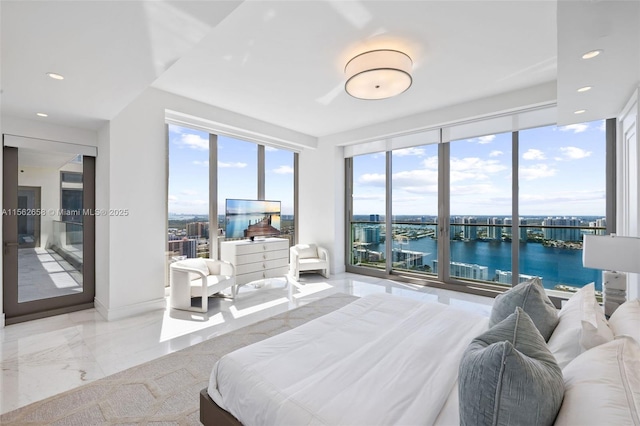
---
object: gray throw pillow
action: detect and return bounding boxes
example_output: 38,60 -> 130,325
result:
490,277 -> 558,341
459,307 -> 564,426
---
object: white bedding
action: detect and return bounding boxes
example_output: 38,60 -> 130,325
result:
208,293 -> 489,425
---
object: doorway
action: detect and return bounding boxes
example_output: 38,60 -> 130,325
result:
3,138 -> 96,324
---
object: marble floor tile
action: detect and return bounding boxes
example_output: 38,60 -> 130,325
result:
0,272 -> 494,415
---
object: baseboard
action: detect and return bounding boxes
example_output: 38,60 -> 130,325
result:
0,313 -> 5,328
94,297 -> 166,321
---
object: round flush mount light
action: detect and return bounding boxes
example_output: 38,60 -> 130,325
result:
36,112 -> 48,117
345,49 -> 413,100
46,72 -> 64,80
581,49 -> 602,60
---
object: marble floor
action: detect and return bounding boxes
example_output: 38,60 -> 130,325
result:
17,247 -> 83,303
0,272 -> 495,415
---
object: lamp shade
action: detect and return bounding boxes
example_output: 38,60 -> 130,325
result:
345,49 -> 412,100
583,234 -> 640,273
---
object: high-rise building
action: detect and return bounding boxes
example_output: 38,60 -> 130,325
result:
451,216 -> 464,238
187,221 -> 209,239
392,249 -> 423,268
356,225 -> 381,244
495,270 -> 543,285
432,260 -> 489,281
463,217 -> 478,240
589,218 -> 607,235
167,237 -> 197,259
488,217 -> 503,240
519,218 -> 528,241
369,214 -> 380,222
542,217 -> 581,241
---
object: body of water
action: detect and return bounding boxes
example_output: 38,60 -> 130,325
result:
365,226 -> 601,291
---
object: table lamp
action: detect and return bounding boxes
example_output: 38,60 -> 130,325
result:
582,234 -> 640,316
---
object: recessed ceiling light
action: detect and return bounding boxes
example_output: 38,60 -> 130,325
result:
582,49 -> 602,60
46,72 -> 64,80
577,86 -> 592,93
36,112 -> 48,117
574,109 -> 586,114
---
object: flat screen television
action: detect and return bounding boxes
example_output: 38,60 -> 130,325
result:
225,199 -> 281,239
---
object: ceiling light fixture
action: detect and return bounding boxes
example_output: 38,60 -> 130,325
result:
36,112 -> 48,117
574,109 -> 586,114
581,49 -> 602,60
345,49 -> 412,100
577,86 -> 592,92
46,72 -> 64,80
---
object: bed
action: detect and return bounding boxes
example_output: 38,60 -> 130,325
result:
201,282 -> 640,426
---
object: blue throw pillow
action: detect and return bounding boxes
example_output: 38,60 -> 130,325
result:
459,307 -> 564,426
490,277 -> 558,341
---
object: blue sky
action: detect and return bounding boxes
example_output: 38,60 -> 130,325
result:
353,120 -> 606,217
168,124 -> 294,216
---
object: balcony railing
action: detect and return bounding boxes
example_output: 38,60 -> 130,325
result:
349,221 -> 605,294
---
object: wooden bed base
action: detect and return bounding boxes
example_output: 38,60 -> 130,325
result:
200,388 -> 243,426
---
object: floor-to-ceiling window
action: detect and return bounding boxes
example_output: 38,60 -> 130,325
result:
391,144 -> 439,275
448,132 -> 512,283
349,152 -> 387,272
167,123 -> 298,284
265,147 -> 296,245
518,121 -> 605,293
346,114 -> 611,298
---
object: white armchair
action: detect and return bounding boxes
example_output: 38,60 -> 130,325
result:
290,243 -> 330,281
170,258 -> 236,312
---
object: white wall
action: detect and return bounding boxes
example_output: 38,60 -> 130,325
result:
298,143 -> 346,273
618,87 -> 640,300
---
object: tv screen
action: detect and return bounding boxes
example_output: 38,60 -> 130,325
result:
225,199 -> 281,239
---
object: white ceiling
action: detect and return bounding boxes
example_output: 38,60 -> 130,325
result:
1,1 -> 638,139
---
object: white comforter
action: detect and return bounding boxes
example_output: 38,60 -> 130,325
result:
208,293 -> 488,425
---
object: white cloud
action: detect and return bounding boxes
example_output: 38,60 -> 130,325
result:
273,165 -> 294,174
522,149 -> 546,160
477,135 -> 496,144
520,190 -> 605,204
519,164 -> 556,180
422,156 -> 439,170
181,189 -> 197,196
393,147 -> 426,157
265,146 -> 278,152
218,161 -> 247,168
559,123 -> 588,133
176,133 -> 209,150
448,157 -> 508,182
560,146 -> 592,160
192,160 -> 209,167
358,173 -> 385,186
168,195 -> 178,202
450,184 -> 497,195
392,169 -> 438,186
489,150 -> 504,157
353,194 -> 384,201
597,120 -> 606,132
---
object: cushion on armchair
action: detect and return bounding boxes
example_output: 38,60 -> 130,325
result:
296,244 -> 319,259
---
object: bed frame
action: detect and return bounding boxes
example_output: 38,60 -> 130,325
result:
200,388 -> 242,426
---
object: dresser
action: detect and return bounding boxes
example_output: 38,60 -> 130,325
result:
220,237 -> 290,289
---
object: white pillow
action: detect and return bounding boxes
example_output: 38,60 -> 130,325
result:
554,336 -> 640,426
182,258 -> 210,280
547,283 -> 613,368
608,299 -> 640,344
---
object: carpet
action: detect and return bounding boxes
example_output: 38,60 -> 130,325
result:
0,293 -> 358,425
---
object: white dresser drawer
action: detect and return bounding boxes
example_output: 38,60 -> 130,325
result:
235,257 -> 289,275
236,249 -> 289,265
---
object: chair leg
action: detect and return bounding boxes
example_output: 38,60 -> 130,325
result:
201,294 -> 207,313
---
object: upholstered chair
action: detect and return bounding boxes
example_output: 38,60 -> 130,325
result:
170,258 -> 235,312
289,243 -> 330,281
